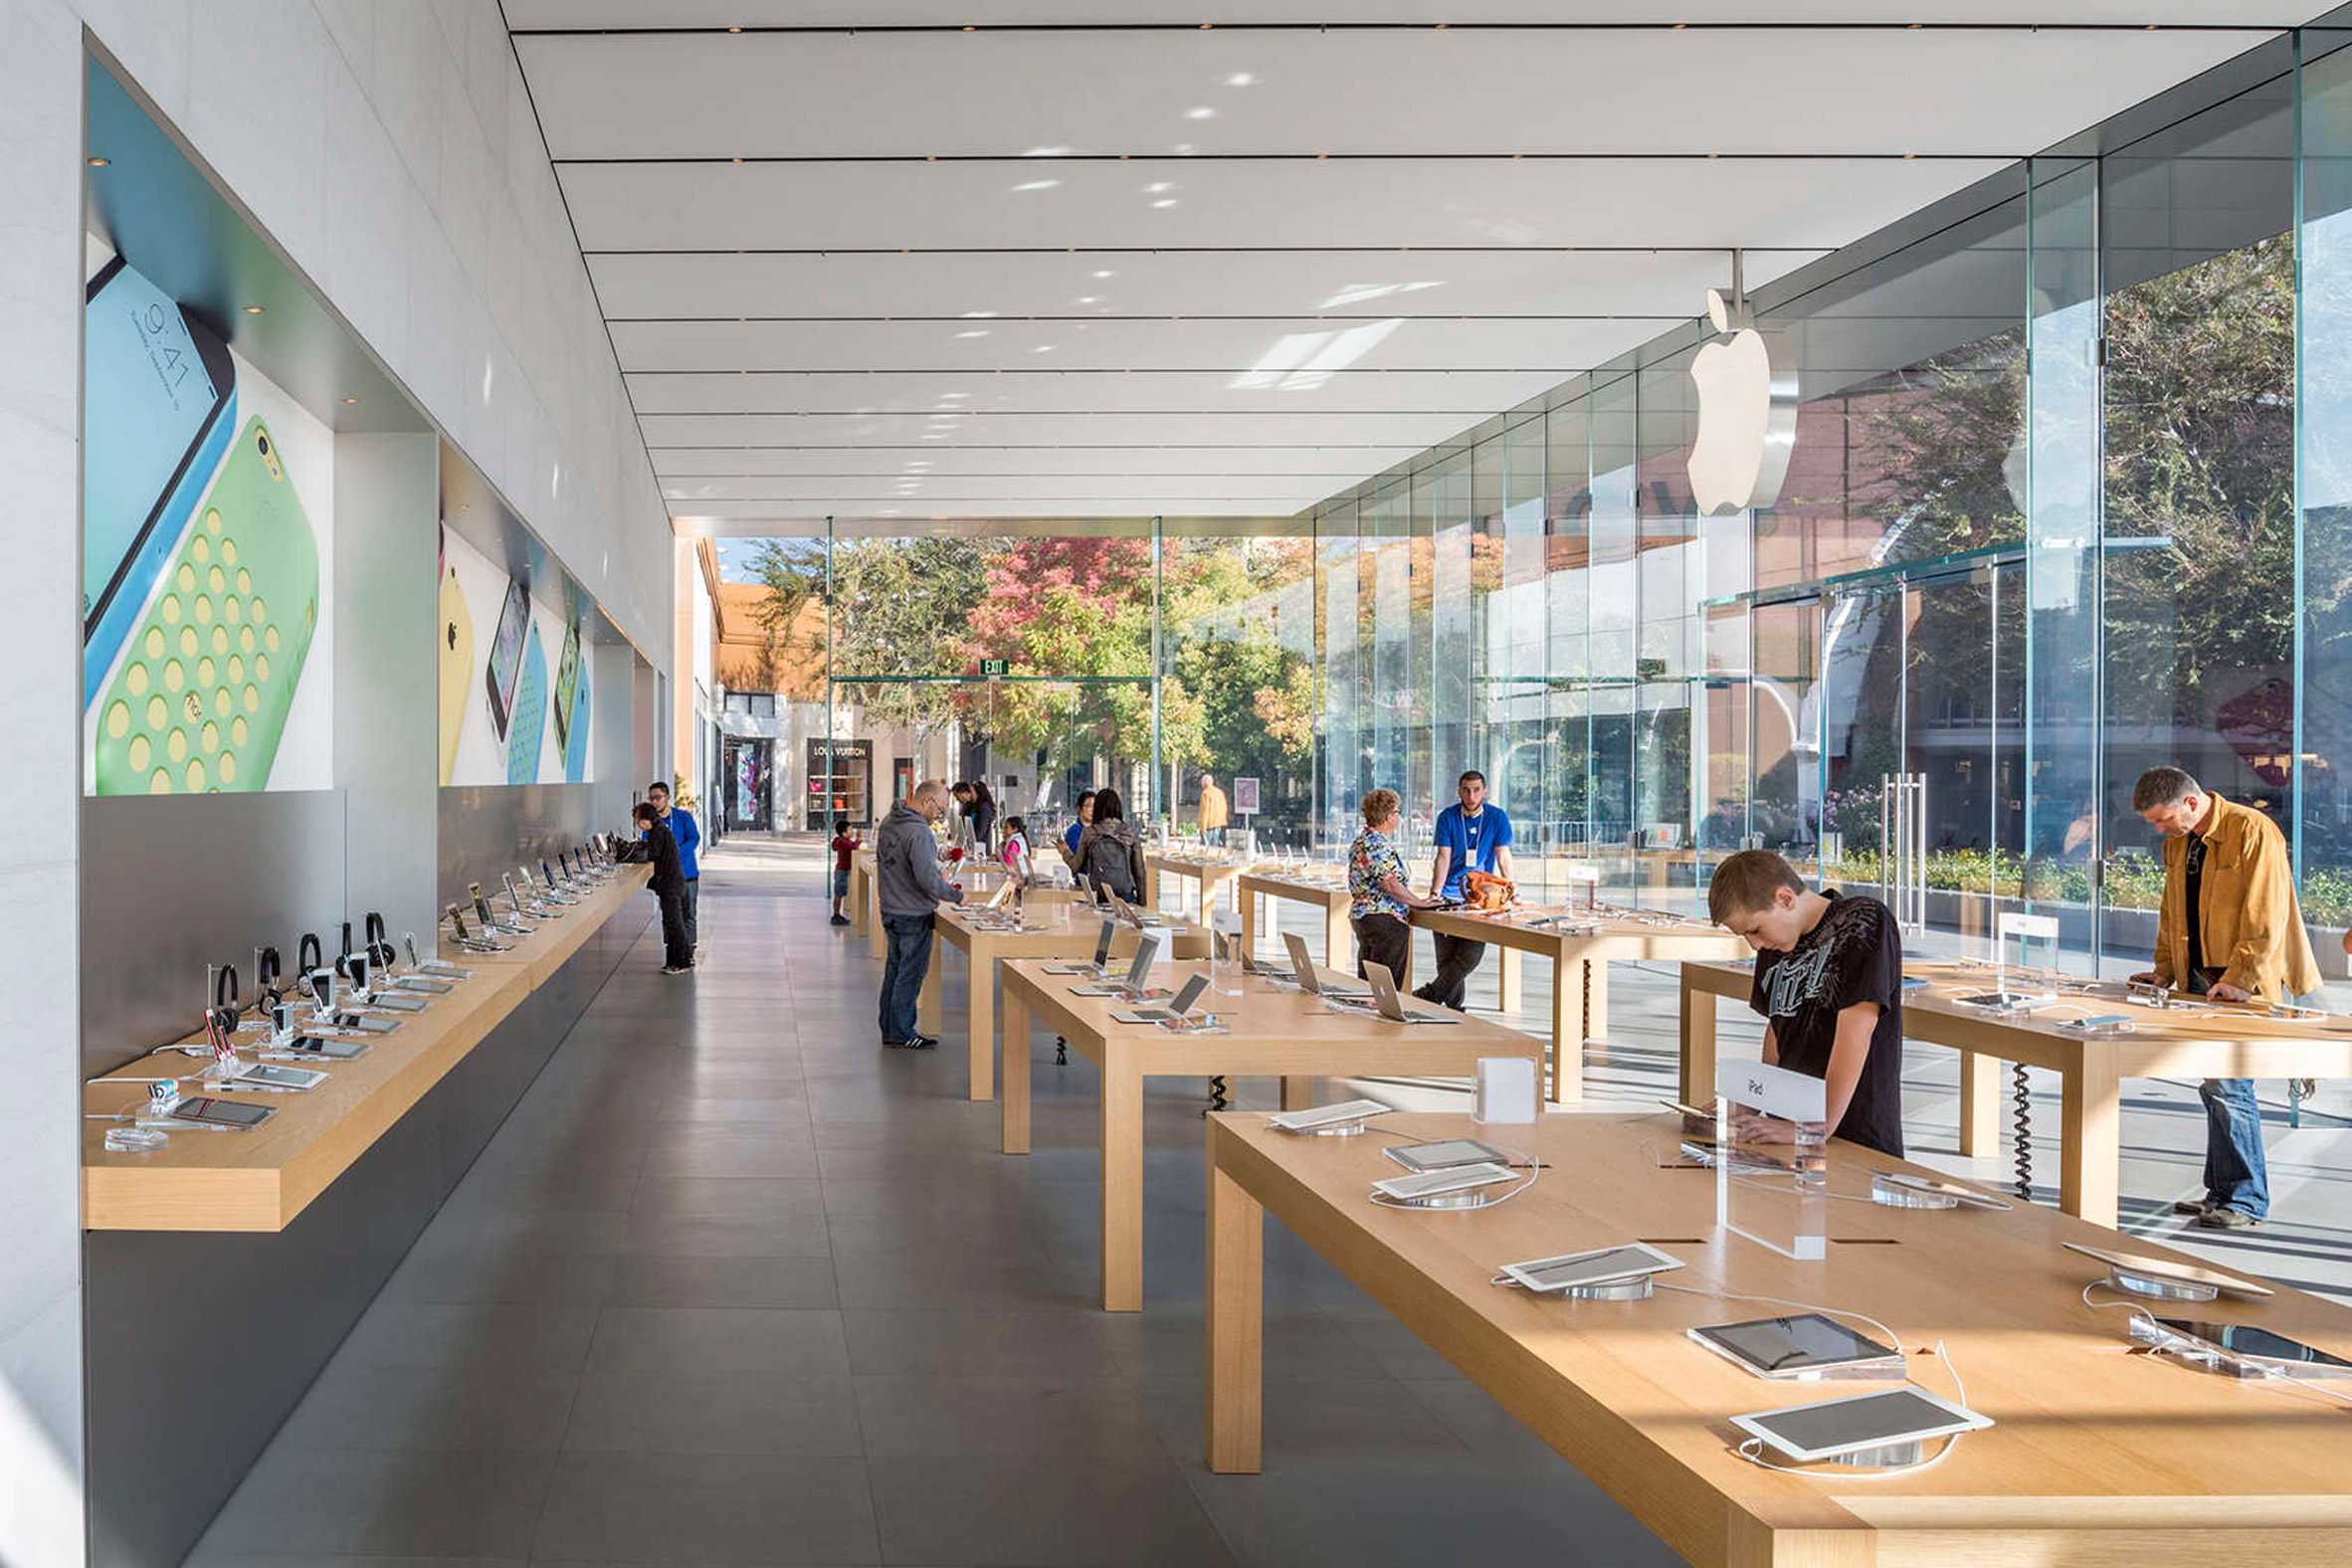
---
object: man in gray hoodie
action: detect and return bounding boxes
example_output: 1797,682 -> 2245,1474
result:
877,779 -> 965,1049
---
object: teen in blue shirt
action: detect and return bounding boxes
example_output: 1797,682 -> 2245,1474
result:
1419,770 -> 1514,1010
649,780 -> 701,955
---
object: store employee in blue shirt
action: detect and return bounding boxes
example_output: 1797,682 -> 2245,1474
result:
1418,769 -> 1515,1011
649,779 -> 701,956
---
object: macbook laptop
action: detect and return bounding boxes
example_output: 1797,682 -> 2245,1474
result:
1282,932 -> 1368,999
1112,971 -> 1212,1026
1073,931 -> 1167,1000
1363,963 -> 1461,1024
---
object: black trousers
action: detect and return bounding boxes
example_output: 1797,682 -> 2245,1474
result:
658,886 -> 691,968
1352,912 -> 1412,986
1415,932 -> 1485,1011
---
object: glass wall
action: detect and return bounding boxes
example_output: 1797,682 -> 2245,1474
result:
1292,26 -> 2352,970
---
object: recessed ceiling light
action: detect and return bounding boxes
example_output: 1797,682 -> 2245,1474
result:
86,156 -> 108,167
1143,181 -> 1174,193
243,304 -> 264,313
1185,106 -> 1216,120
1227,73 -> 1255,87
342,396 -> 359,404
1092,270 -> 1115,279
1152,199 -> 1178,208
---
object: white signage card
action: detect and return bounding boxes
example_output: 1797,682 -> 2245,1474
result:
1715,1060 -> 1826,1125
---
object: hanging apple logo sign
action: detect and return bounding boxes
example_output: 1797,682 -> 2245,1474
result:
1686,287 -> 1799,516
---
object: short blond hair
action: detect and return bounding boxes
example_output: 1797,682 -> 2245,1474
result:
1359,788 -> 1401,829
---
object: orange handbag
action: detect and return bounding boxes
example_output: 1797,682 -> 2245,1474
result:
1462,870 -> 1515,910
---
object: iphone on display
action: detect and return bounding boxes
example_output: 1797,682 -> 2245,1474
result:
84,255 -> 238,709
483,576 -> 529,741
505,622 -> 548,785
551,619 -> 580,753
91,417 -> 320,795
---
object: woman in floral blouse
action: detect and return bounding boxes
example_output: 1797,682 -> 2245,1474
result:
1348,788 -> 1444,984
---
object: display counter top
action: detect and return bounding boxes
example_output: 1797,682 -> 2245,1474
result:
82,865 -> 651,1233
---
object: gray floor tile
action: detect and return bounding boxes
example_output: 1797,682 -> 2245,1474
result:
841,1307 -> 1127,1379
605,1255 -> 841,1310
564,1370 -> 863,1456
278,1358 -> 580,1453
867,1457 -> 1236,1568
586,1306 -> 852,1376
532,1452 -> 879,1565
333,1301 -> 601,1379
854,1373 -> 1168,1460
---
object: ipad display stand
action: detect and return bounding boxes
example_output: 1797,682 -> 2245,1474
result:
1868,1173 -> 1961,1210
1560,1274 -> 1655,1301
2100,1264 -> 2220,1304
1821,1439 -> 1925,1469
1718,1061 -> 1828,1262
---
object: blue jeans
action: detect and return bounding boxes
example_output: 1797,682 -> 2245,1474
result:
879,913 -> 934,1043
2199,1078 -> 2270,1219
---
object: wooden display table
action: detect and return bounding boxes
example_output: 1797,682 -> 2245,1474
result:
999,959 -> 1539,1310
1236,872 -> 1354,974
1411,904 -> 1747,1105
82,867 -> 651,1232
1680,957 -> 2352,1227
1206,1108 -> 2352,1563
928,902 -> 1211,1101
848,845 -> 876,937
1143,851 -> 1259,921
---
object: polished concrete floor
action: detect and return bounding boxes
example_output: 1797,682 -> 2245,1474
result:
188,836 -> 2352,1566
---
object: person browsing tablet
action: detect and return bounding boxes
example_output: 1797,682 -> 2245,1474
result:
1707,849 -> 1904,1157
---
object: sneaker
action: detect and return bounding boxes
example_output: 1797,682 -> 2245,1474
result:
830,914 -> 852,926
2171,1198 -> 2214,1216
903,1034 -> 939,1051
2195,1206 -> 2263,1230
662,964 -> 693,975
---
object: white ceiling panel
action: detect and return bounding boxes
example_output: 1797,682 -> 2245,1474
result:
587,247 -> 1828,322
516,28 -> 2262,159
510,4 -> 2309,26
637,411 -> 1480,447
674,495 -> 1309,520
559,156 -> 2007,254
610,316 -> 1640,374
504,6 -> 2291,529
664,475 -> 1338,502
653,447 -> 1414,477
627,369 -> 1566,415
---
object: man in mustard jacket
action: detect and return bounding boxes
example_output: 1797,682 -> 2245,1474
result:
2129,766 -> 2323,1230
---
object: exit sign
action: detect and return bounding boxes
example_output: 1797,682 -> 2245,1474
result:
979,658 -> 1010,677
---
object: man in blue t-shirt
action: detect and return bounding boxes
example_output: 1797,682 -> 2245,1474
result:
650,780 -> 701,957
1418,769 -> 1515,1011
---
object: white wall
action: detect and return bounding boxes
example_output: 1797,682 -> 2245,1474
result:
0,1 -> 674,1560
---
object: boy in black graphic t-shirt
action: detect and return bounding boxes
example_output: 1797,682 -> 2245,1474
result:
1706,850 -> 1905,1157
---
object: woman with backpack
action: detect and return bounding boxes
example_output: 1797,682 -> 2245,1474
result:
1075,786 -> 1147,904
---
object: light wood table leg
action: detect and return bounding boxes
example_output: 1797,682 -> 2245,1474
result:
1101,1042 -> 1144,1311
1325,901 -> 1352,973
1241,887 -> 1258,957
1206,1149 -> 1264,1474
1499,944 -> 1524,1013
1957,1051 -> 2000,1158
868,882 -> 885,959
2059,1044 -> 2122,1227
1001,989 -> 1031,1154
1584,958 -> 1610,1043
851,870 -> 868,935
1280,1076 -> 1314,1111
966,944 -> 995,1102
1549,957 -> 1587,1105
918,942 -> 942,1036
1144,862 -> 1161,908
1680,970 -> 1717,1105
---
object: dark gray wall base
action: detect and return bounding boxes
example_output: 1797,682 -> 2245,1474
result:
83,900 -> 652,1568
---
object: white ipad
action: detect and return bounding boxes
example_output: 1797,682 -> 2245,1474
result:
1729,1385 -> 1991,1464
225,1061 -> 329,1091
1689,1313 -> 1903,1379
1268,1097 -> 1391,1131
1500,1243 -> 1683,1294
1372,1163 -> 1515,1201
2063,1242 -> 2273,1297
1875,1172 -> 2011,1210
1385,1137 -> 1510,1173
